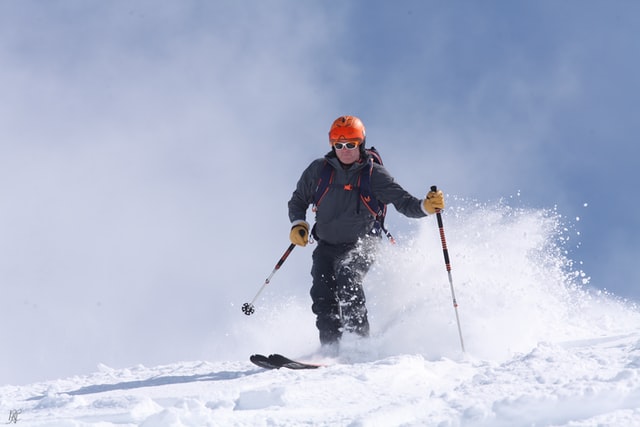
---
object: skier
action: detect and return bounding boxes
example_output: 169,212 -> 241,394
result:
288,115 -> 445,347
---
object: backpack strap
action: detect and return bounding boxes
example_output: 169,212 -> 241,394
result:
312,161 -> 334,211
359,158 -> 394,243
358,158 -> 381,217
367,146 -> 383,166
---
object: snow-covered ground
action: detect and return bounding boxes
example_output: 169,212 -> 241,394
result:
2,202 -> 639,426
2,334 -> 640,426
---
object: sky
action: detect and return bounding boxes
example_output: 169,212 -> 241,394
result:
1,0 -> 639,385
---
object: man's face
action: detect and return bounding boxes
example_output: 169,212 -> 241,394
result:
333,140 -> 361,165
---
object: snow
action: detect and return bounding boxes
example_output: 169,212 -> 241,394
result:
2,200 -> 640,426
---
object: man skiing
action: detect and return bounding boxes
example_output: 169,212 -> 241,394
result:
288,115 -> 445,347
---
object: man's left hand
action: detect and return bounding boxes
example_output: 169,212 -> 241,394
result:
423,189 -> 445,214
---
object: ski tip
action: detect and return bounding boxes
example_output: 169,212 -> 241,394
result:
250,354 -> 280,370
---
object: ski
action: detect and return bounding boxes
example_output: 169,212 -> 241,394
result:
250,353 -> 322,370
268,354 -> 323,370
249,354 -> 282,370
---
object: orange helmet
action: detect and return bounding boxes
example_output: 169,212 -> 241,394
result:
328,115 -> 366,144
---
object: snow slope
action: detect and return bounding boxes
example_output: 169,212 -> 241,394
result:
3,335 -> 640,426
2,201 -> 639,426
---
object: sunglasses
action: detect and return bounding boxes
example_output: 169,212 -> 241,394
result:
332,141 -> 360,150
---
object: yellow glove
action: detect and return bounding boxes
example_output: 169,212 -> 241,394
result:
289,221 -> 310,246
422,189 -> 445,214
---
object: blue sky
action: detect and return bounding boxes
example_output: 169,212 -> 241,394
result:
1,1 -> 639,384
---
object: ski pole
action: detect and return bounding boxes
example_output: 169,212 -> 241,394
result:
431,185 -> 465,353
242,228 -> 305,315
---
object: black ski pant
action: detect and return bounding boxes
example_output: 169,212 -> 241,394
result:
310,238 -> 376,345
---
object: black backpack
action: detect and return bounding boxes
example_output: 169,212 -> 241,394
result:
312,146 -> 395,242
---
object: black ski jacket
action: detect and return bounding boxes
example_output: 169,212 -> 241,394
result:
288,151 -> 427,245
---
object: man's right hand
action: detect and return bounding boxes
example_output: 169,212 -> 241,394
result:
289,221 -> 310,246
